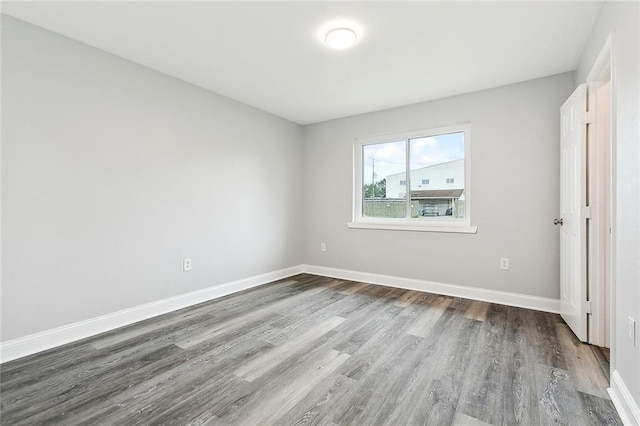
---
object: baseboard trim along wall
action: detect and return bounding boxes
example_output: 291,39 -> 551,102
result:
1,263 -> 561,363
609,370 -> 640,426
0,265 -> 305,364
303,264 -> 561,314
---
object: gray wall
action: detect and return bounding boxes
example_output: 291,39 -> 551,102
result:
575,0 -> 640,409
302,73 -> 575,299
1,16 -> 304,341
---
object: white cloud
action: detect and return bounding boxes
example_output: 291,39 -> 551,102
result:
362,133 -> 464,181
410,136 -> 437,149
410,134 -> 463,168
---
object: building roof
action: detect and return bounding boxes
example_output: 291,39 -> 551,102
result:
386,158 -> 464,179
411,189 -> 464,199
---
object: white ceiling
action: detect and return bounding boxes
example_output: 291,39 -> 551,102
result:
2,1 -> 602,125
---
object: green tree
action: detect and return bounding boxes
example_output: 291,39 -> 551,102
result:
364,178 -> 386,198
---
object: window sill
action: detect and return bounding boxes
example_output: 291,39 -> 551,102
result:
347,221 -> 478,234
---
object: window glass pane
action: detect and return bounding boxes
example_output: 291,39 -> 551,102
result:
362,140 -> 406,218
409,132 -> 465,218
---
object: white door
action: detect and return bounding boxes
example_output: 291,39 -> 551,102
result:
559,84 -> 588,342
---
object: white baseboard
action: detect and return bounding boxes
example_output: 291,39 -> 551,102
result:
610,370 -> 640,426
1,263 -> 561,364
0,265 -> 304,364
302,264 -> 561,314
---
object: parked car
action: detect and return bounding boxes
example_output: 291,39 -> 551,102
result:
420,206 -> 439,216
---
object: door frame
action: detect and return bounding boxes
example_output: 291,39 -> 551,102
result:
585,33 -> 615,359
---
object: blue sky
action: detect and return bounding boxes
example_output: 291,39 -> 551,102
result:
362,131 -> 464,184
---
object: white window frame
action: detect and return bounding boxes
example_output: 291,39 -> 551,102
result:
349,123 -> 477,234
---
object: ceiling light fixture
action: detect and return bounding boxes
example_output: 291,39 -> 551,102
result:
324,27 -> 358,49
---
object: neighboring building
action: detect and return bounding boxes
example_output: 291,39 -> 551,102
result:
384,158 -> 464,217
386,158 -> 464,197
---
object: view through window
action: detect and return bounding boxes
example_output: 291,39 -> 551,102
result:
360,129 -> 466,220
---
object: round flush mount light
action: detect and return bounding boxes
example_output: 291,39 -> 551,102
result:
324,27 -> 358,49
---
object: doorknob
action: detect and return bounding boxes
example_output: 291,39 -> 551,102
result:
554,218 -> 564,226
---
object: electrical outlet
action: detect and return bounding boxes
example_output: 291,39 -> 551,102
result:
500,258 -> 510,270
182,258 -> 192,272
629,316 -> 637,347
320,243 -> 327,252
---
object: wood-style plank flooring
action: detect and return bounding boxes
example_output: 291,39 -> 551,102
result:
0,274 -> 621,425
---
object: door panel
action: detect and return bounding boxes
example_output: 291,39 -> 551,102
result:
560,84 -> 587,342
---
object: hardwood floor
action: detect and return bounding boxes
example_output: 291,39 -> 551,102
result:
0,274 -> 621,425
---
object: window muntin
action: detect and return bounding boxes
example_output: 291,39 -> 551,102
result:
354,125 -> 470,227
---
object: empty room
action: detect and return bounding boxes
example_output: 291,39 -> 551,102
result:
1,1 -> 639,425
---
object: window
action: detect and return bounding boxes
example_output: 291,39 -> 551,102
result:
350,124 -> 476,233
